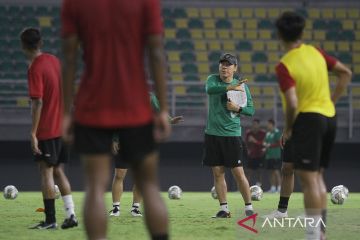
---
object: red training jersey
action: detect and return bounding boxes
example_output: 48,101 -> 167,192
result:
28,53 -> 63,140
245,129 -> 266,159
61,0 -> 163,127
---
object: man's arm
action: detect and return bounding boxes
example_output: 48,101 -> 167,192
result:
30,98 -> 43,154
206,78 -> 242,95
240,85 -> 255,116
331,61 -> 352,103
284,86 -> 298,138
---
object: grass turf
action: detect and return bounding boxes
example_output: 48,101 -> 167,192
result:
0,192 -> 359,240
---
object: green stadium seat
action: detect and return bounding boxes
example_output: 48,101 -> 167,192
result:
8,6 -> 21,16
269,74 -> 278,82
188,18 -> 204,28
0,6 -> 6,16
295,8 -> 308,17
180,51 -> 196,62
251,52 -> 268,63
162,8 -> 172,18
326,30 -> 340,41
258,19 -> 274,29
337,52 -> 352,64
49,6 -> 60,17
35,6 -> 49,15
164,18 -> 175,28
215,19 -> 232,29
0,50 -> 11,59
328,20 -> 342,30
186,86 -> 203,94
14,61 -> 28,72
0,61 -> 14,72
173,8 -> 187,18
236,40 -> 252,51
182,64 -> 198,74
165,40 -> 179,50
179,41 -> 194,50
353,74 -> 360,82
184,74 -> 200,81
210,63 -> 219,73
254,74 -> 269,82
341,30 -> 355,41
11,51 -> 24,61
208,51 -> 222,62
176,29 -> 191,39
313,19 -> 328,30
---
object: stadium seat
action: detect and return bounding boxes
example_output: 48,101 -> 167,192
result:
196,52 -> 208,62
232,30 -> 244,39
175,19 -> 188,28
252,52 -> 268,63
313,19 -> 328,30
180,51 -> 196,62
254,74 -> 269,82
353,54 -> 360,63
208,41 -> 221,51
239,52 -> 251,62
176,29 -> 191,39
337,41 -> 350,51
182,64 -> 198,74
217,30 -> 231,39
254,8 -> 266,18
210,63 -> 219,73
0,62 -> 14,72
334,9 -> 347,19
184,74 -> 200,81
353,74 -> 360,82
323,41 -> 336,51
253,42 -> 265,51
258,19 -> 274,29
215,19 -> 232,29
240,64 -> 253,74
326,30 -> 340,41
308,8 -> 320,18
190,29 -> 202,39
169,64 -> 182,74
35,6 -> 49,15
198,63 -> 209,74
295,8 -> 308,17
254,64 -> 267,74
245,19 -> 257,29
240,8 -> 253,18
227,8 -> 240,18
200,8 -> 212,18
236,41 -> 252,51
222,40 -> 235,51
8,6 -> 21,17
22,6 -> 35,17
245,31 -> 257,40
204,30 -> 216,39
213,8 -> 226,18
328,20 -> 342,30
268,52 -> 280,62
38,16 -> 52,27
162,8 -> 172,18
208,51 -> 222,62
348,9 -> 359,19
337,52 -> 352,64
341,30 -> 355,41
165,29 -> 176,39
167,51 -> 180,62
267,8 -> 280,18
173,8 -> 187,18
186,8 -> 199,18
342,20 -> 354,30
164,18 -> 175,28
232,19 -> 244,29
188,18 -> 203,28
165,40 -> 179,50
314,31 -> 326,40
194,40 -> 207,51
179,41 -> 194,50
203,19 -> 215,29
258,30 -> 272,40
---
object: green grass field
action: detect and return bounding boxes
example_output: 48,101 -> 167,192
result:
1,192 -> 359,240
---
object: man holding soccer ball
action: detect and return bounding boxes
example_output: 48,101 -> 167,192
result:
203,53 -> 255,218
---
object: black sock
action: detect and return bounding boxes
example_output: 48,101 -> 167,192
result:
245,203 -> 252,206
152,234 -> 168,240
43,199 -> 56,223
277,196 -> 290,213
220,202 -> 227,206
321,209 -> 327,233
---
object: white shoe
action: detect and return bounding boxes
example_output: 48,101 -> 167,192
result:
130,208 -> 142,217
109,207 -> 120,217
262,210 -> 288,219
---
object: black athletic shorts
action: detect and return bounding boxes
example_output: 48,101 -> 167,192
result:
292,113 -> 337,171
282,139 -> 294,163
74,122 -> 156,168
113,154 -> 129,169
265,158 -> 281,170
34,137 -> 69,166
246,157 -> 264,170
203,134 -> 244,168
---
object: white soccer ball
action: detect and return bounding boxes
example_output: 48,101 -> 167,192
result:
168,185 -> 182,200
211,186 -> 218,199
331,185 -> 349,204
54,185 -> 61,199
250,185 -> 263,201
3,185 -> 18,200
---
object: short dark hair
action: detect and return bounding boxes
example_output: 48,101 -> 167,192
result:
275,11 -> 305,42
268,119 -> 275,125
20,28 -> 42,50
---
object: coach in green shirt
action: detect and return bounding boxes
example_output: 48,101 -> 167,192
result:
203,53 -> 255,218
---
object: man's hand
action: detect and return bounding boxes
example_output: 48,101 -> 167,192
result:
248,135 -> 257,143
227,99 -> 240,112
112,141 -> 120,155
227,79 -> 248,91
62,113 -> 74,145
281,128 -> 292,148
30,133 -> 42,155
154,111 -> 171,142
170,116 -> 184,125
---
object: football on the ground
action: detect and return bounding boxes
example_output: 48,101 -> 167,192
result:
168,185 -> 182,199
250,185 -> 263,201
331,185 -> 349,204
210,186 -> 218,199
54,185 -> 61,199
3,185 -> 18,200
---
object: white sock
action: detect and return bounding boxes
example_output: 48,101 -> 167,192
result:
113,202 -> 120,208
132,202 -> 140,209
270,185 -> 276,191
245,204 -> 253,211
62,195 -> 75,218
305,214 -> 321,240
220,203 -> 229,212
277,185 -> 281,191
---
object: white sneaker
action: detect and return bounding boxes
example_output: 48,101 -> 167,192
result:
130,208 -> 142,217
262,210 -> 288,219
109,207 -> 120,217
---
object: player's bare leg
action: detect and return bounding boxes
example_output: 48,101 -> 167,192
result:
231,166 -> 254,216
82,154 -> 111,240
130,184 -> 143,216
245,168 -> 254,185
132,151 -> 168,238
54,164 -> 71,195
318,168 -> 327,238
110,168 -> 127,216
211,166 -> 231,217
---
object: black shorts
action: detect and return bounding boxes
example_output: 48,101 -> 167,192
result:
203,134 -> 244,168
292,113 -> 337,171
74,122 -> 156,167
282,139 -> 294,163
34,137 -> 69,166
265,158 -> 281,170
113,154 -> 129,169
246,157 -> 264,170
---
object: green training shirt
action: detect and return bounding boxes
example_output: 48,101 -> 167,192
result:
205,74 -> 255,137
264,128 -> 281,160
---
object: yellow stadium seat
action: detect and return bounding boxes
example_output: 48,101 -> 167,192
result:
167,51 -> 180,62
323,41 -> 336,51
308,8 -> 320,18
172,74 -> 183,81
200,74 -> 209,81
268,53 -> 279,62
245,19 -> 257,29
196,52 -> 208,62
175,86 -> 186,95
38,16 -> 52,27
200,8 -> 212,18
348,9 -> 359,19
263,86 -> 274,95
338,41 -> 350,51
322,8 -> 334,18
245,31 -> 257,40
254,64 -> 267,74
314,31 -> 326,40
352,87 -> 360,94
204,30 -> 216,39
310,41 -> 321,48
353,54 -> 360,63
164,29 -> 176,39
305,19 -> 312,30
268,63 -> 277,74
198,63 -> 209,73
352,42 -> 360,51
175,19 -> 188,28
302,31 -> 312,40
354,64 -> 360,73
208,41 -> 221,50
169,64 -> 182,74
254,101 -> 261,109
227,8 -> 240,18
190,30 -> 203,39
240,8 -> 253,18
222,40 -> 235,51
267,8 -> 280,18
263,101 -> 274,109
266,41 -> 279,51
342,20 -> 354,30
335,9 -> 347,19
239,52 -> 252,62
353,101 -> 360,109
186,8 -> 199,18
254,8 -> 266,18
232,19 -> 244,29
213,8 -> 226,18
253,42 -> 265,51
217,30 -> 231,39
357,21 -> 360,30
356,31 -> 360,40
232,31 -> 244,39
240,63 -> 253,74
194,40 -> 207,51
258,30 -> 272,40
203,19 -> 215,29
16,97 -> 29,107
250,86 -> 260,95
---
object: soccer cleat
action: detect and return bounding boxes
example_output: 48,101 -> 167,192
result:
212,210 -> 231,218
261,210 -> 288,219
130,208 -> 143,217
245,210 -> 254,216
29,221 -> 57,229
109,207 -> 120,217
61,215 -> 78,229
